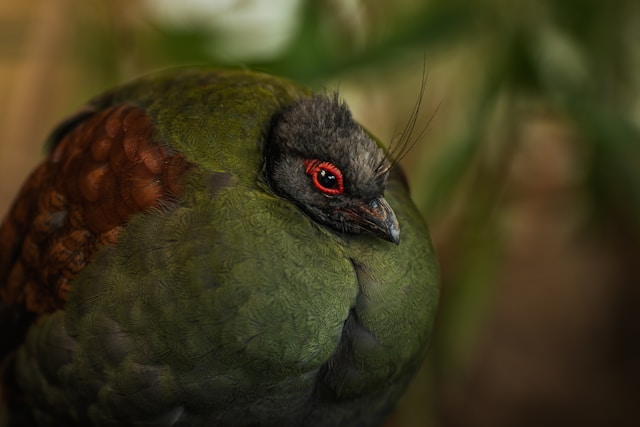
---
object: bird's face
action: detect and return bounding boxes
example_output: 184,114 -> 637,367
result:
265,94 -> 400,244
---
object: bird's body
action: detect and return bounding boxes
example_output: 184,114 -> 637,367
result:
0,69 -> 438,426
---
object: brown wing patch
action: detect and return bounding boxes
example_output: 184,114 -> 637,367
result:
0,104 -> 190,317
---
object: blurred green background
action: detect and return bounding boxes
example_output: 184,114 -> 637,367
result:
1,0 -> 640,426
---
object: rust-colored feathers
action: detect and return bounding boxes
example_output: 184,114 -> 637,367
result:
0,104 -> 189,316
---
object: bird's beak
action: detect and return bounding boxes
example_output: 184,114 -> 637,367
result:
344,196 -> 400,245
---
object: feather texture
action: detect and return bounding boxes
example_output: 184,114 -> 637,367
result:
0,68 -> 439,427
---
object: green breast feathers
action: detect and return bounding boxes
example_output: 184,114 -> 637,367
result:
0,68 -> 439,427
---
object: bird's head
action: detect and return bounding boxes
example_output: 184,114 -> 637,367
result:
264,94 -> 400,245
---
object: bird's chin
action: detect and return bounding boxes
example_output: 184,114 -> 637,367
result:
335,197 -> 400,245
301,203 -> 400,245
314,211 -> 394,244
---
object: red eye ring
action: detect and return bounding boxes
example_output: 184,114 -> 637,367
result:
304,159 -> 344,195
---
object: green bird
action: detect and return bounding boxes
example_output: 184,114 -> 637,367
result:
0,68 -> 439,426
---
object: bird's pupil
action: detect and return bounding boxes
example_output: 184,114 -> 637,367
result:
317,169 -> 337,189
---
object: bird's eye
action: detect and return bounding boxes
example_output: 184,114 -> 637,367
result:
304,159 -> 344,195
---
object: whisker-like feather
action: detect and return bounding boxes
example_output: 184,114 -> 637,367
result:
378,60 -> 440,178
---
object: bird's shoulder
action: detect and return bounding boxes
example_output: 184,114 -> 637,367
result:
0,67 -> 309,333
0,102 -> 191,360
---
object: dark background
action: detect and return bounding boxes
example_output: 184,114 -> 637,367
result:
1,1 -> 639,426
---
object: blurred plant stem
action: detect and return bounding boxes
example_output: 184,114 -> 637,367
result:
0,0 -> 73,218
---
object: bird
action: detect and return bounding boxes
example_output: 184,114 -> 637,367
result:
0,68 -> 439,427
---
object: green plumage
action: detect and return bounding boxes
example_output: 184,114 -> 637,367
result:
6,69 -> 438,426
